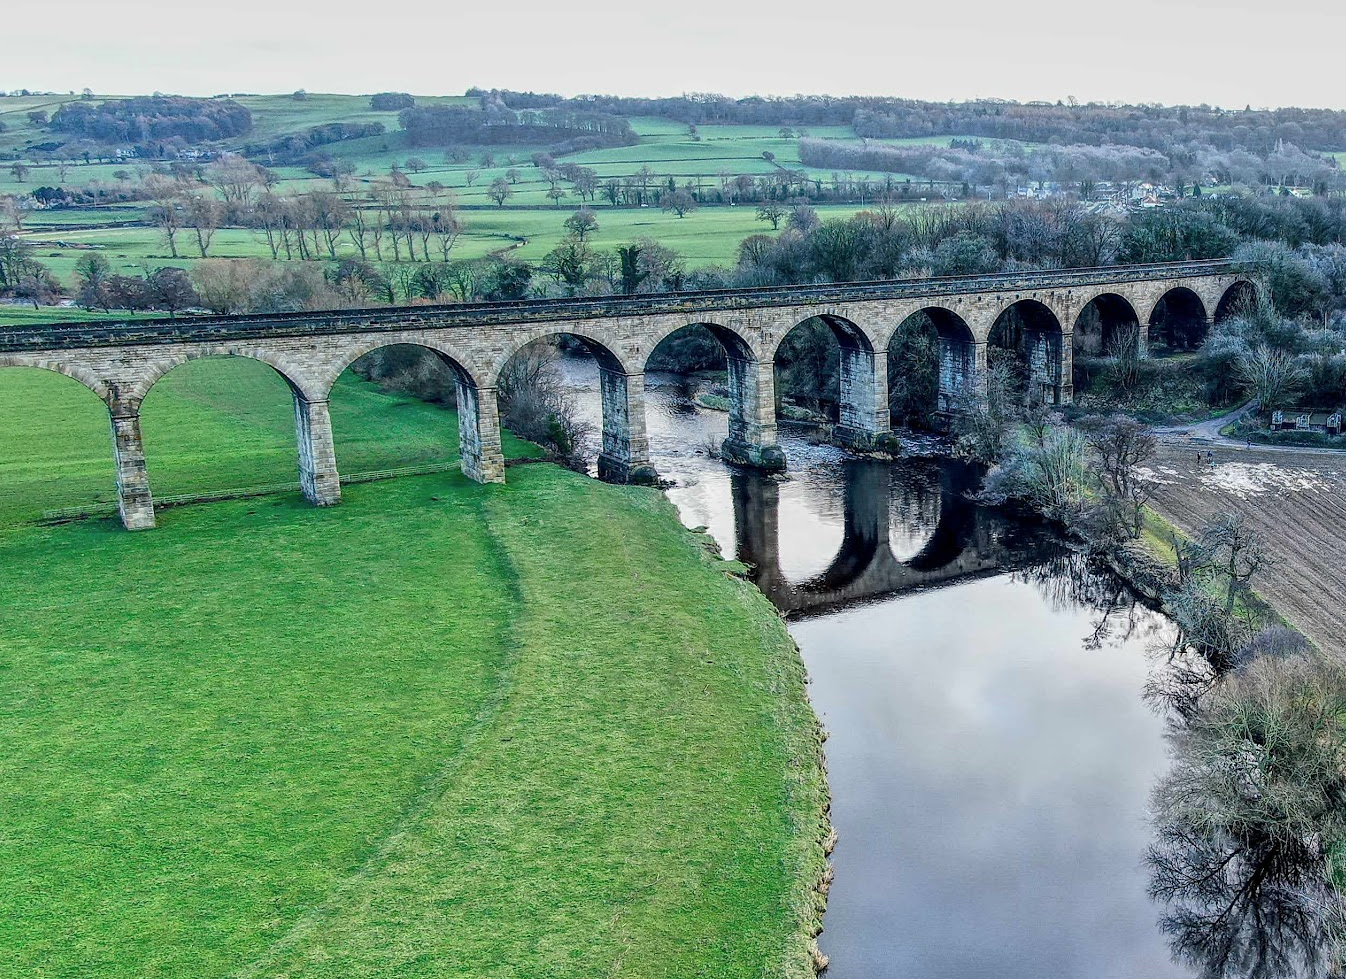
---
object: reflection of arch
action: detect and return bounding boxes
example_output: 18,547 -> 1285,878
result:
130,347 -> 317,405
1148,287 -> 1209,351
1073,293 -> 1141,356
989,299 -> 1066,403
1214,279 -> 1259,324
0,356 -> 111,403
731,459 -> 1042,615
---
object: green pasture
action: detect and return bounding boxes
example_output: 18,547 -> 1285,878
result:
0,359 -> 541,526
9,200 -> 887,292
0,355 -> 827,978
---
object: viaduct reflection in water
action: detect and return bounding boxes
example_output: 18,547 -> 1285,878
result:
730,457 -> 1060,617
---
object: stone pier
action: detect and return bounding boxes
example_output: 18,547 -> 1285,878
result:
294,396 -> 341,506
457,381 -> 505,484
596,369 -> 657,485
721,356 -> 786,472
110,407 -> 155,531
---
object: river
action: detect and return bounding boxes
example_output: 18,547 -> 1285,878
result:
558,358 -> 1189,977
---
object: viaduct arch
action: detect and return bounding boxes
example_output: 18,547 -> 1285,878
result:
0,260 -> 1255,530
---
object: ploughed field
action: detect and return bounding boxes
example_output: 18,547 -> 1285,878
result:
0,361 -> 827,977
1143,438 -> 1346,654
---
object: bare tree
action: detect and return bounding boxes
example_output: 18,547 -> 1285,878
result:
756,201 -> 788,230
182,192 -> 220,257
207,155 -> 264,213
1083,413 -> 1157,538
488,177 -> 513,208
1106,322 -> 1143,396
1235,345 -> 1307,411
497,343 -> 594,470
143,175 -> 185,258
191,259 -> 252,314
1148,654 -> 1346,979
563,207 -> 598,241
1196,513 -> 1271,617
661,189 -> 697,218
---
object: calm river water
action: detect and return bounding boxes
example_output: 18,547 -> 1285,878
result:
559,358 -> 1189,977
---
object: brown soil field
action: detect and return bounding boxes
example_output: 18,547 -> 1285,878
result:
1142,438 -> 1346,655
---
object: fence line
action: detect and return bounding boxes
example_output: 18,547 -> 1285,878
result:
38,460 -> 462,524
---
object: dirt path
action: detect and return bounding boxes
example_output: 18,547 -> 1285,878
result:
1142,436 -> 1346,653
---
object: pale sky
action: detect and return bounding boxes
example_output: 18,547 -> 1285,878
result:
7,0 -> 1343,110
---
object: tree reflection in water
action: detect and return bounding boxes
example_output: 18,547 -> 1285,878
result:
1146,655 -> 1346,978
1015,553 -> 1346,977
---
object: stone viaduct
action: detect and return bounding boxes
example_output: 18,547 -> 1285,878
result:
0,259 -> 1255,530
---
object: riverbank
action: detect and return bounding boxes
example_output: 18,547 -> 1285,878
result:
0,369 -> 830,977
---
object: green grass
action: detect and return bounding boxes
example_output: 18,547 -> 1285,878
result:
8,200 -> 889,294
0,358 -> 828,977
0,359 -> 539,526
0,304 -> 156,324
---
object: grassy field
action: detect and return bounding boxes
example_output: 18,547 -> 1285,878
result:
0,356 -> 828,977
0,359 -> 541,526
11,200 -> 890,288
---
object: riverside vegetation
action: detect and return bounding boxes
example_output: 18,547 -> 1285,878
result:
0,359 -> 830,978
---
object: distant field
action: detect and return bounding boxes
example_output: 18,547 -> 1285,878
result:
7,201 -> 894,292
0,90 -> 952,312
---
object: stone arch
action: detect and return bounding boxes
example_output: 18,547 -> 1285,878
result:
988,299 -> 1067,403
491,329 -> 652,484
133,348 -> 337,507
1147,287 -> 1209,352
318,338 -> 499,485
127,345 -> 321,406
1072,292 -> 1141,357
764,312 -> 874,364
483,328 -> 632,389
0,360 -> 125,525
1214,279 -> 1260,324
887,306 -> 977,419
642,320 -> 760,371
317,336 -> 485,401
646,320 -> 785,473
0,355 -> 112,404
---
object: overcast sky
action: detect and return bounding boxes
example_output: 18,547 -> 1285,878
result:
6,0 -> 1341,109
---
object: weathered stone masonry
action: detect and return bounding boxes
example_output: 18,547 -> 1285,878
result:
0,260 -> 1254,529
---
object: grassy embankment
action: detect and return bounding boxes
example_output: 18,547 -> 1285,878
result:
1133,505 -> 1295,636
0,360 -> 829,977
